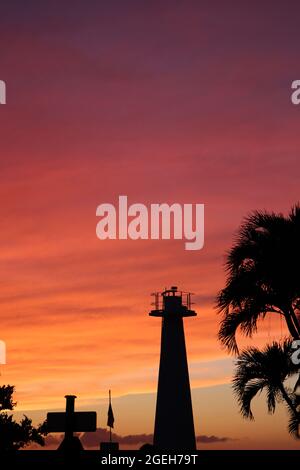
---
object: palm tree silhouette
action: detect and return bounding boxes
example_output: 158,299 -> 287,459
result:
217,205 -> 300,353
233,341 -> 300,437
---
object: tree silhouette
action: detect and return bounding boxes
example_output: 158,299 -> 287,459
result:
0,385 -> 48,451
233,341 -> 300,437
217,206 -> 300,354
217,205 -> 300,438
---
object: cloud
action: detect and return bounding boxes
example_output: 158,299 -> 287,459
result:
196,435 -> 234,444
81,428 -> 152,448
43,429 -> 234,449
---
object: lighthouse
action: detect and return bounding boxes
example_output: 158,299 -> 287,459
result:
150,286 -> 197,451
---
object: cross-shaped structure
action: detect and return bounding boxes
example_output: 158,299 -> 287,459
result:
47,395 -> 97,452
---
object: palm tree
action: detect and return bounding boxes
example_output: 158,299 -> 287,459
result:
233,341 -> 300,437
217,205 -> 300,354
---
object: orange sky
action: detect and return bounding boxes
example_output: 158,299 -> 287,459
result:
1,1 -> 300,449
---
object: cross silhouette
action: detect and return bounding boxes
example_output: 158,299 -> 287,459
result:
47,395 -> 97,451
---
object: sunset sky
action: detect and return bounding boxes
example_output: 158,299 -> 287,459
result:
1,1 -> 300,449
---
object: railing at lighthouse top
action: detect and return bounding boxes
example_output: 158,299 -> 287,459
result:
149,286 -> 197,317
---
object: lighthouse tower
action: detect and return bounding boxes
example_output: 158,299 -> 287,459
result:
150,286 -> 197,451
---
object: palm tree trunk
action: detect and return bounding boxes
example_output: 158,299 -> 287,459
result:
289,307 -> 300,338
283,310 -> 300,340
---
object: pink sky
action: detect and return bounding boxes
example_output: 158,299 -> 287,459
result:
1,1 -> 300,448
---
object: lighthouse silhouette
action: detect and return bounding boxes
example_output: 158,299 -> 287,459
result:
150,286 -> 197,451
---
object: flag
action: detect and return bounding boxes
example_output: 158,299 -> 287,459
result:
107,403 -> 114,428
107,391 -> 114,428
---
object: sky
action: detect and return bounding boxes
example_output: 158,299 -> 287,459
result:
1,0 -> 300,449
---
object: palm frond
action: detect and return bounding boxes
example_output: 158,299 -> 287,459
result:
234,379 -> 267,420
288,409 -> 300,439
233,341 -> 299,421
